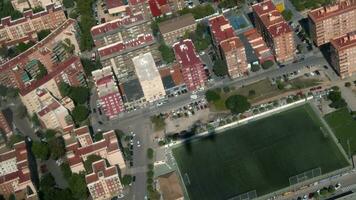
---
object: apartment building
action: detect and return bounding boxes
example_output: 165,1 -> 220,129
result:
34,89 -> 74,130
209,15 -> 248,78
148,0 -> 172,17
105,0 -> 128,15
0,4 -> 66,46
173,39 -> 207,91
0,19 -> 80,90
0,141 -> 37,200
11,0 -> 62,12
158,63 -> 186,95
158,13 -> 196,46
330,31 -> 356,78
0,110 -> 12,138
63,125 -> 126,174
308,0 -> 356,47
19,56 -> 86,115
243,28 -> 274,64
90,12 -> 151,48
98,34 -> 160,80
86,160 -> 124,200
128,0 -> 152,19
92,67 -> 125,119
252,0 -> 295,62
132,52 -> 166,102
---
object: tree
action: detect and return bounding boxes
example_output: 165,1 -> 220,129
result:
0,85 -> 8,97
205,90 -> 221,102
31,113 -> 41,127
80,58 -> 101,76
69,10 -> 79,19
225,95 -> 251,114
213,59 -> 228,76
281,9 -> 293,21
37,29 -> 51,41
251,64 -> 260,72
31,141 -> 50,160
32,6 -> 44,13
68,173 -> 88,200
178,4 -> 215,19
61,163 -> 72,180
16,105 -> 28,118
61,38 -> 75,54
72,105 -> 89,123
84,154 -> 102,173
6,134 -> 24,148
121,175 -> 133,186
76,0 -> 96,51
68,86 -> 90,104
218,0 -> 245,9
48,137 -> 65,159
147,148 -> 154,159
345,82 -> 351,87
159,44 -> 175,63
16,41 -> 35,54
0,0 -> 23,20
63,0 -> 75,8
248,90 -> 256,97
261,60 -> 274,69
9,194 -> 16,200
59,82 -> 72,97
35,62 -> 48,80
150,115 -> 166,131
40,173 -> 56,191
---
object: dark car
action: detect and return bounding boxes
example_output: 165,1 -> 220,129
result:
98,121 -> 103,125
323,65 -> 328,69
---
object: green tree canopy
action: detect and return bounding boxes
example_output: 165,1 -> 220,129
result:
35,62 -> 48,80
205,90 -> 221,102
178,5 -> 215,19
37,29 -> 51,41
63,0 -> 75,8
48,137 -> 66,160
6,134 -> 25,148
121,175 -> 133,186
40,173 -> 56,191
68,86 -> 90,104
281,9 -> 293,21
68,173 -> 88,200
261,60 -> 274,69
31,141 -> 50,160
159,44 -> 175,63
147,148 -> 154,159
225,95 -> 251,114
251,64 -> 260,72
213,59 -> 228,76
0,1 -> 22,20
80,58 -> 101,76
59,82 -> 72,97
72,105 -> 89,123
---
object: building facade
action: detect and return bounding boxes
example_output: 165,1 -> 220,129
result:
173,39 -> 206,91
92,67 -> 125,119
0,141 -> 37,199
0,110 -> 12,138
158,13 -> 196,46
64,125 -> 126,174
86,160 -> 124,200
308,0 -> 356,47
209,15 -> 248,78
132,52 -> 166,102
0,19 -> 81,90
11,0 -> 62,12
330,31 -> 356,79
0,4 -> 66,46
252,0 -> 295,62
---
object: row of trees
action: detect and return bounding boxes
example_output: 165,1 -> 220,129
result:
206,89 -> 251,114
76,0 -> 96,51
178,4 -> 215,19
31,130 -> 66,160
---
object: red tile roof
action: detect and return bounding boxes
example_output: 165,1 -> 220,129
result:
85,160 -> 118,184
209,15 -> 235,45
331,31 -> 356,50
105,0 -> 124,9
173,39 -> 202,67
91,13 -> 145,37
129,0 -> 145,5
308,0 -> 356,22
98,34 -> 154,57
159,64 -> 184,86
252,0 -> 292,37
148,0 -> 170,17
220,36 -> 244,53
37,101 -> 61,117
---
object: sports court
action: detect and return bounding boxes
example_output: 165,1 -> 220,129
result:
173,104 -> 349,200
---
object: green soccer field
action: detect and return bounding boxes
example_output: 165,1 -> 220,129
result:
172,104 -> 349,200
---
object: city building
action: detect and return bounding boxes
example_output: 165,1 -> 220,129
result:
330,31 -> 356,79
173,39 -> 207,90
35,89 -> 74,130
11,0 -> 62,12
92,67 -> 125,119
158,13 -> 196,46
119,78 -> 146,111
90,12 -> 151,48
132,52 -> 166,102
0,141 -> 37,199
252,0 -> 295,62
128,0 -> 152,19
0,19 -> 81,90
86,160 -> 124,200
308,0 -> 356,46
0,110 -> 12,138
98,34 -> 160,81
19,56 -> 86,115
157,171 -> 184,200
148,0 -> 172,17
105,0 -> 128,15
63,125 -> 126,174
242,28 -> 274,64
158,63 -> 186,96
209,15 -> 248,78
0,4 -> 67,46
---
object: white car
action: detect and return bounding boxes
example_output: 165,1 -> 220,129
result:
137,141 -> 141,147
335,183 -> 341,190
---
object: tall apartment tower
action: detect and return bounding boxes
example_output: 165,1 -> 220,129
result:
308,0 -> 356,47
252,0 -> 295,62
220,37 -> 248,78
330,31 -> 356,78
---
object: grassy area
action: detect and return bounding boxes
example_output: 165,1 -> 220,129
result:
290,0 -> 334,11
325,108 -> 356,155
173,104 -> 349,200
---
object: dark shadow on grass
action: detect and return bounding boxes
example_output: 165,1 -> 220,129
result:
182,139 -> 192,154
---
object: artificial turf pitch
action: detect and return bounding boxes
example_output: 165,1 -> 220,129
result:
172,104 -> 349,200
